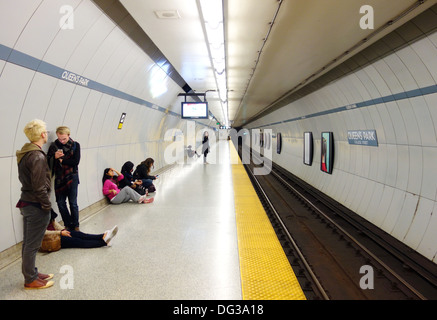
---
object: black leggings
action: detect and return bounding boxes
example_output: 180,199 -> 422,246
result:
61,231 -> 106,249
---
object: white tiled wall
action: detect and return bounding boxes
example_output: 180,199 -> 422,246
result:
248,31 -> 437,263
0,0 -> 212,253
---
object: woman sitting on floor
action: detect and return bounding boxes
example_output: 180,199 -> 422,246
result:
119,161 -> 147,195
102,168 -> 153,204
133,158 -> 157,192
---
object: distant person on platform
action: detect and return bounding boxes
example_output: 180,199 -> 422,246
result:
202,131 -> 210,164
47,126 -> 81,231
16,119 -> 54,290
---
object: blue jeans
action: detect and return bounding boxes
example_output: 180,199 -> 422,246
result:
140,179 -> 154,188
56,173 -> 79,230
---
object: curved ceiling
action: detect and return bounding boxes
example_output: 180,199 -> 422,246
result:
120,0 -> 436,127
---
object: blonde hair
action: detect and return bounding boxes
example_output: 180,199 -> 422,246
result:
23,119 -> 47,142
56,126 -> 70,135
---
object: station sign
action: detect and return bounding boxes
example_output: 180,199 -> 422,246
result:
347,130 -> 378,147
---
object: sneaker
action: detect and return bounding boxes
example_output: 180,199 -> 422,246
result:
103,225 -> 118,246
143,197 -> 154,204
24,278 -> 54,290
138,195 -> 147,203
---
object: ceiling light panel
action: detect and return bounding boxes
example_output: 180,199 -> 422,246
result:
154,10 -> 181,19
200,0 -> 228,126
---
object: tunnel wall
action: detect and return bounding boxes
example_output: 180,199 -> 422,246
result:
246,21 -> 437,263
0,0 -> 212,253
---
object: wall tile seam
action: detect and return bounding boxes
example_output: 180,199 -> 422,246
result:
252,86 -> 437,129
296,163 -> 437,204
0,43 -> 179,115
250,136 -> 437,149
0,44 -> 218,129
0,140 -> 172,158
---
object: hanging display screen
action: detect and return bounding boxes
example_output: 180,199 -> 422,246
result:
181,102 -> 208,119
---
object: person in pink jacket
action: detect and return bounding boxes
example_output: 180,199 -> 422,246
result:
102,168 -> 153,204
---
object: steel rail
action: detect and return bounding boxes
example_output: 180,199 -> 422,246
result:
244,163 -> 330,300
269,167 -> 427,300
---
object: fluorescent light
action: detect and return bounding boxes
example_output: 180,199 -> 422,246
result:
209,43 -> 225,60
213,60 -> 225,74
199,0 -> 229,126
205,24 -> 224,46
200,0 -> 223,28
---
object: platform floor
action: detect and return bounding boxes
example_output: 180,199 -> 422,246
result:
0,140 -> 304,300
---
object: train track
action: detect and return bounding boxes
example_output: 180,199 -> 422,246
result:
240,147 -> 437,300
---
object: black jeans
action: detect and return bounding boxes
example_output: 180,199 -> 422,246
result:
61,230 -> 106,249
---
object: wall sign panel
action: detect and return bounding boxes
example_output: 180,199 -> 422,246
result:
303,132 -> 313,166
347,130 -> 378,146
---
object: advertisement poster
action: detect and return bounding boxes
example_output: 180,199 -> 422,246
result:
321,132 -> 333,174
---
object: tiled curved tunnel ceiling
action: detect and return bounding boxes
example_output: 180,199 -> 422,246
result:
98,0 -> 436,127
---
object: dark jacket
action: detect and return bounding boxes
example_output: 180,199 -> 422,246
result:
47,139 -> 81,175
16,143 -> 52,211
133,163 -> 156,181
119,161 -> 135,188
47,139 -> 80,194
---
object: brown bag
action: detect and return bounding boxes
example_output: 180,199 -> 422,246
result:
40,233 -> 61,252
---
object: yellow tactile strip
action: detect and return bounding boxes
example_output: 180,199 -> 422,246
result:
230,142 -> 306,300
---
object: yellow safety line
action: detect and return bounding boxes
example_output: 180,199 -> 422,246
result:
230,141 -> 306,300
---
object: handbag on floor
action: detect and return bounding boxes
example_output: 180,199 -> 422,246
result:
40,233 -> 61,252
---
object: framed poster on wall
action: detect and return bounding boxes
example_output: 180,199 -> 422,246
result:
277,133 -> 282,154
321,132 -> 334,174
260,131 -> 264,147
303,132 -> 313,165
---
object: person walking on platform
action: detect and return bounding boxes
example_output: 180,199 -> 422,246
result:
103,168 -> 153,204
202,131 -> 210,164
47,126 -> 81,231
16,119 -> 54,290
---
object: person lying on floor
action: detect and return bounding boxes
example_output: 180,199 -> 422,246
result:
41,216 -> 118,252
102,168 -> 153,204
